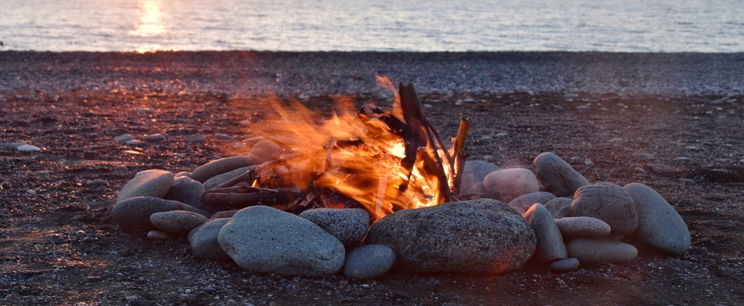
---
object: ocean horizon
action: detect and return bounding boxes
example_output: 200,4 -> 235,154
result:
1,0 -> 743,53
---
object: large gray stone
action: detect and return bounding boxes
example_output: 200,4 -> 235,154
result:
483,168 -> 540,202
459,160 -> 500,192
624,183 -> 691,254
523,203 -> 567,264
190,156 -> 254,182
544,197 -> 573,218
555,216 -> 611,238
116,169 -> 174,203
189,218 -> 232,261
111,196 -> 188,232
203,166 -> 254,190
533,152 -> 590,197
218,206 -> 345,276
343,245 -> 396,279
150,210 -> 207,234
164,176 -> 205,209
299,208 -> 369,246
366,199 -> 536,275
567,238 -> 638,263
509,191 -> 556,214
570,182 -> 638,237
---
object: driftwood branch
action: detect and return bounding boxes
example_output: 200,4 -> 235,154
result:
202,186 -> 303,208
452,115 -> 471,195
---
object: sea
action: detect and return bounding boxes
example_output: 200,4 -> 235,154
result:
1,0 -> 743,52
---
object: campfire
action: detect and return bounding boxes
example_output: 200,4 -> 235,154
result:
111,79 -> 691,279
202,77 -> 470,219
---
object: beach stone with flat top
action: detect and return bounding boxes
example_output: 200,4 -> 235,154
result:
533,152 -> 590,197
509,191 -> 556,214
116,169 -> 174,203
483,168 -> 540,202
555,216 -> 611,238
190,156 -> 254,182
218,206 -> 345,276
164,176 -> 206,209
366,198 -> 536,275
570,182 -> 638,237
523,203 -> 567,264
624,183 -> 691,254
299,208 -> 369,246
150,210 -> 207,235
111,196 -> 196,232
567,238 -> 638,263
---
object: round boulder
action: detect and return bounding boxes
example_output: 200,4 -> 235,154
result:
150,210 -> 208,235
343,244 -> 396,279
218,206 -> 345,276
570,182 -> 638,237
299,208 -> 369,246
116,169 -> 174,203
567,238 -> 638,263
164,176 -> 206,209
623,183 -> 691,254
483,168 -> 540,202
533,152 -> 590,197
189,218 -> 232,261
509,191 -> 556,214
366,199 -> 536,275
523,203 -> 567,264
247,140 -> 282,164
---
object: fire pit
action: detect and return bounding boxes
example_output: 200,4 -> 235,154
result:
111,81 -> 691,279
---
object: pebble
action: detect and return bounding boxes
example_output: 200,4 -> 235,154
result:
555,216 -> 611,238
533,152 -> 590,197
624,183 -> 691,254
17,144 -> 41,151
366,199 -> 536,275
85,179 -> 108,187
185,134 -> 206,143
673,157 -> 695,165
634,152 -> 655,160
584,159 -> 595,167
544,197 -> 573,218
116,169 -> 174,203
523,203 -> 567,264
150,210 -> 208,235
189,218 -> 232,261
147,230 -> 172,240
114,134 -> 134,143
459,160 -> 500,193
634,167 -> 648,174
218,206 -> 345,276
495,132 -> 509,138
135,107 -> 154,113
214,133 -> 236,141
567,238 -> 638,263
25,189 -> 37,195
190,156 -> 254,182
483,168 -> 540,202
550,258 -> 580,271
0,142 -> 22,150
143,133 -> 165,141
508,191 -> 556,214
239,119 -> 252,126
343,245 -> 396,279
125,139 -> 144,146
570,182 -> 639,237
299,208 -> 370,246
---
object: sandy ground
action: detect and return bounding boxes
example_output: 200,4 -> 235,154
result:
0,51 -> 743,305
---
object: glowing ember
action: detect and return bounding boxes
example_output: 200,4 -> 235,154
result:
243,78 -> 459,219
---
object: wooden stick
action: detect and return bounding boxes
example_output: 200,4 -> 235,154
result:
452,115 -> 471,195
202,187 -> 303,208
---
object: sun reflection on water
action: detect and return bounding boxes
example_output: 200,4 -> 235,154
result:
130,0 -> 166,37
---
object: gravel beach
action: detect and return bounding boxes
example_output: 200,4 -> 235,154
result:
1,51 -> 743,304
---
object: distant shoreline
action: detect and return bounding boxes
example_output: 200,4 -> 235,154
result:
1,51 -> 743,97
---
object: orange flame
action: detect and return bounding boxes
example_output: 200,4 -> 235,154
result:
244,78 -> 454,219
